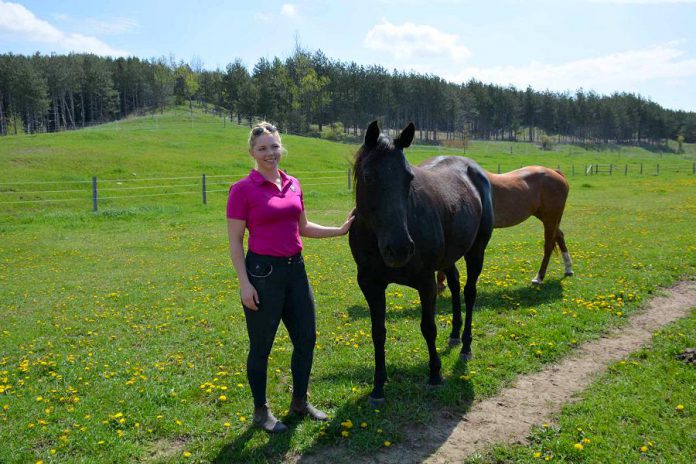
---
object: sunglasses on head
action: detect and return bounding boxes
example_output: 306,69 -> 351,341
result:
252,124 -> 277,136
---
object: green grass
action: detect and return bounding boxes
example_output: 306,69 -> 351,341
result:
1,110 -> 695,463
469,312 -> 696,464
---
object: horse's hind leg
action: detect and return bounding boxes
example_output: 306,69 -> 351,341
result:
556,228 -> 573,276
461,246 -> 486,360
532,220 -> 560,285
418,276 -> 443,385
436,270 -> 447,293
443,265 -> 462,346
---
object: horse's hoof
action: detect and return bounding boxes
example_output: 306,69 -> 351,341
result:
448,337 -> 462,347
460,351 -> 473,361
531,278 -> 542,286
565,271 -> 574,277
368,395 -> 386,408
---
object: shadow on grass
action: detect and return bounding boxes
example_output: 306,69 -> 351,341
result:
212,422 -> 296,464
346,277 -> 566,322
294,358 -> 476,463
211,358 -> 478,463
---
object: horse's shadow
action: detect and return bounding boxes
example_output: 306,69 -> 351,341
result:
293,358 -> 476,463
346,278 -> 566,321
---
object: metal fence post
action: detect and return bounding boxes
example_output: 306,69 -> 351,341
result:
202,174 -> 207,205
92,176 -> 98,212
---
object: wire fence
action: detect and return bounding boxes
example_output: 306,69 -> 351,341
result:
0,169 -> 354,211
1,162 -> 693,211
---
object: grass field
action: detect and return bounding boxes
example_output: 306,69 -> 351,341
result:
1,110 -> 695,463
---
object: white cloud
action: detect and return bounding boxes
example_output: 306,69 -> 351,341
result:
281,4 -> 299,18
364,20 -> 472,62
440,41 -> 696,95
0,0 -> 130,56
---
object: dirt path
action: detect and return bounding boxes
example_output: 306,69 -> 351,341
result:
293,280 -> 696,464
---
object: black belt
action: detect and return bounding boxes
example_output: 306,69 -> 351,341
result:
247,251 -> 303,265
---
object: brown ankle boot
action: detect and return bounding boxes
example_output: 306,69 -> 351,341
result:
290,396 -> 328,421
253,403 -> 288,433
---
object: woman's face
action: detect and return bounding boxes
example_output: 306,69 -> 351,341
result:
250,133 -> 282,170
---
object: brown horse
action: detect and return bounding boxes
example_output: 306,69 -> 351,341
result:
437,165 -> 573,291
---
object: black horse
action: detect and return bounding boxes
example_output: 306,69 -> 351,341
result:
349,121 -> 494,405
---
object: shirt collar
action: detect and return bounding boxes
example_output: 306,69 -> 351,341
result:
249,169 -> 291,188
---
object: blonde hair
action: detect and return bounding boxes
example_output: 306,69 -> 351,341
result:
248,121 -> 281,149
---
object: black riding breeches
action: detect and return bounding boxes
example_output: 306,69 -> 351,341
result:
243,251 -> 316,407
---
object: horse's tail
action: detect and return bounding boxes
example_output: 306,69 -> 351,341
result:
467,163 -> 494,238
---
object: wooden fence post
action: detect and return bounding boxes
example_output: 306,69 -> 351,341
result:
202,174 -> 207,205
92,176 -> 98,212
348,168 -> 352,191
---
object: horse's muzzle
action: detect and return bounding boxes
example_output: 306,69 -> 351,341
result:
381,240 -> 415,268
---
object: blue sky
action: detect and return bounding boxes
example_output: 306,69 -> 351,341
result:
2,0 -> 696,111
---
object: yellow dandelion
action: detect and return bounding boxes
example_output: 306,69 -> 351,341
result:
219,395 -> 227,401
676,404 -> 684,412
582,438 -> 591,444
384,440 -> 392,447
640,446 -> 648,453
360,422 -> 368,428
183,451 -> 192,458
534,451 -> 542,458
340,419 -> 353,429
341,430 -> 350,438
574,443 -> 583,451
239,416 -> 247,422
224,422 -> 231,428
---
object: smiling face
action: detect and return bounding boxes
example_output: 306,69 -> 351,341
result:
250,133 -> 282,171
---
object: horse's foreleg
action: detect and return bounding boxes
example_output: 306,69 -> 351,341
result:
556,228 -> 573,276
358,273 -> 388,405
418,277 -> 442,385
462,248 -> 486,360
443,265 -> 462,346
533,221 -> 560,285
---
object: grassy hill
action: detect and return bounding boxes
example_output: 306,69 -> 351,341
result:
0,110 -> 694,463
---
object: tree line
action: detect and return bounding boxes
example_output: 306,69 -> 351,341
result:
2,49 -> 695,145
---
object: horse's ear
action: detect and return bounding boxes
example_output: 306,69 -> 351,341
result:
395,122 -> 415,149
365,120 -> 380,147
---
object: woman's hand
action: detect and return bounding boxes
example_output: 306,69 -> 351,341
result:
240,281 -> 260,310
338,209 -> 356,235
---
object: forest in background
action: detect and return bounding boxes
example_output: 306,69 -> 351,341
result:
2,48 -> 696,147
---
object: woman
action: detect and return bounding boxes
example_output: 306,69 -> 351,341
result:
227,122 -> 354,433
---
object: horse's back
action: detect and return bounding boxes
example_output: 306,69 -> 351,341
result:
488,166 -> 569,228
416,156 -> 494,264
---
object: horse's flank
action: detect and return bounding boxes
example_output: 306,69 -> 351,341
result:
487,166 -> 569,228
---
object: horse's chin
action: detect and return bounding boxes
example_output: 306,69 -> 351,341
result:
382,255 -> 412,269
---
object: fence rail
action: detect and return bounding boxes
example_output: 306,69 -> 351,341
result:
0,169 -> 353,211
1,162 -> 693,211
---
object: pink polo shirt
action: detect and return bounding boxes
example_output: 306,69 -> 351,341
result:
226,169 -> 304,257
